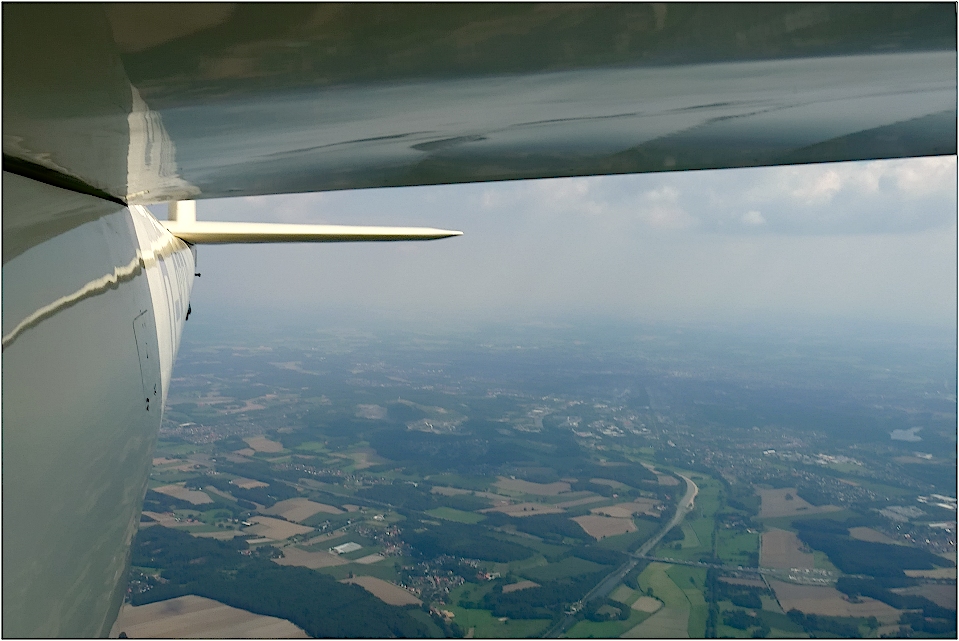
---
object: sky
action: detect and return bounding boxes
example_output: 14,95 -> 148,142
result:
159,156 -> 957,335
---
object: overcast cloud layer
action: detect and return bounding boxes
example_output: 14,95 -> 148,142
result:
167,157 -> 956,331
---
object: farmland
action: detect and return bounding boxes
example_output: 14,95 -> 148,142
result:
502,580 -> 540,594
427,507 -> 487,523
892,584 -> 957,610
760,528 -> 813,569
757,488 -> 839,519
243,436 -> 284,453
129,321 -> 956,638
341,576 -> 421,606
848,526 -> 902,545
633,596 -> 663,613
495,478 -> 571,496
112,595 -> 309,638
247,516 -> 313,540
152,484 -> 213,505
447,605 -> 551,638
484,502 -> 565,517
273,547 -> 348,569
265,497 -> 343,521
625,562 -> 693,638
590,498 -> 661,518
769,580 -> 901,621
572,514 -> 638,539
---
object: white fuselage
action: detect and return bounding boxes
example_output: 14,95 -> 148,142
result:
2,172 -> 193,637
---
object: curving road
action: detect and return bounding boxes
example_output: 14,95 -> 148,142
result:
543,473 -> 699,638
636,474 -> 698,557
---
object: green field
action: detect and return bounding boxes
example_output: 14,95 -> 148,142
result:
450,582 -> 495,607
665,565 -> 707,637
148,471 -> 203,484
596,522 -> 658,552
717,599 -> 807,638
317,560 -> 401,582
812,550 -> 840,572
488,532 -> 569,560
447,606 -> 551,638
665,565 -> 705,591
760,595 -> 783,613
653,473 -> 721,563
759,509 -> 856,532
523,557 -> 606,582
638,563 -> 687,607
494,553 -> 548,576
293,441 -> 329,453
842,478 -> 913,498
679,522 -> 701,548
427,473 -> 494,492
405,609 -> 445,637
610,584 -> 637,605
627,562 -> 691,638
716,529 -> 759,566
565,607 -> 652,638
154,441 -> 203,456
426,507 -> 486,524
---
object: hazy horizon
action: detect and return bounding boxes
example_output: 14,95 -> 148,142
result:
153,156 -> 957,336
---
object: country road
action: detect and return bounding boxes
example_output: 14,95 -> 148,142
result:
543,473 -> 699,638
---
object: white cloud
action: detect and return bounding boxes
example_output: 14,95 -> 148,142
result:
890,156 -> 956,195
683,157 -> 956,235
789,168 -> 843,205
636,186 -> 696,230
741,210 -> 766,226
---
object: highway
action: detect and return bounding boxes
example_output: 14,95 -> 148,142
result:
543,474 -> 699,638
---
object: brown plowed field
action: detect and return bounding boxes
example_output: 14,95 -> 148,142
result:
247,516 -> 312,540
769,580 -> 901,622
573,514 -> 637,540
273,546 -> 348,569
265,497 -> 343,522
761,528 -> 813,569
503,580 -> 540,593
848,527 -> 903,545
590,499 -> 661,518
892,585 -> 957,610
230,477 -> 268,489
153,484 -> 213,505
496,477 -> 571,495
354,553 -> 386,565
905,568 -> 957,579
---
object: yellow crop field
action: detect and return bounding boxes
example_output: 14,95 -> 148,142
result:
341,576 -> 421,606
112,595 -> 308,638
